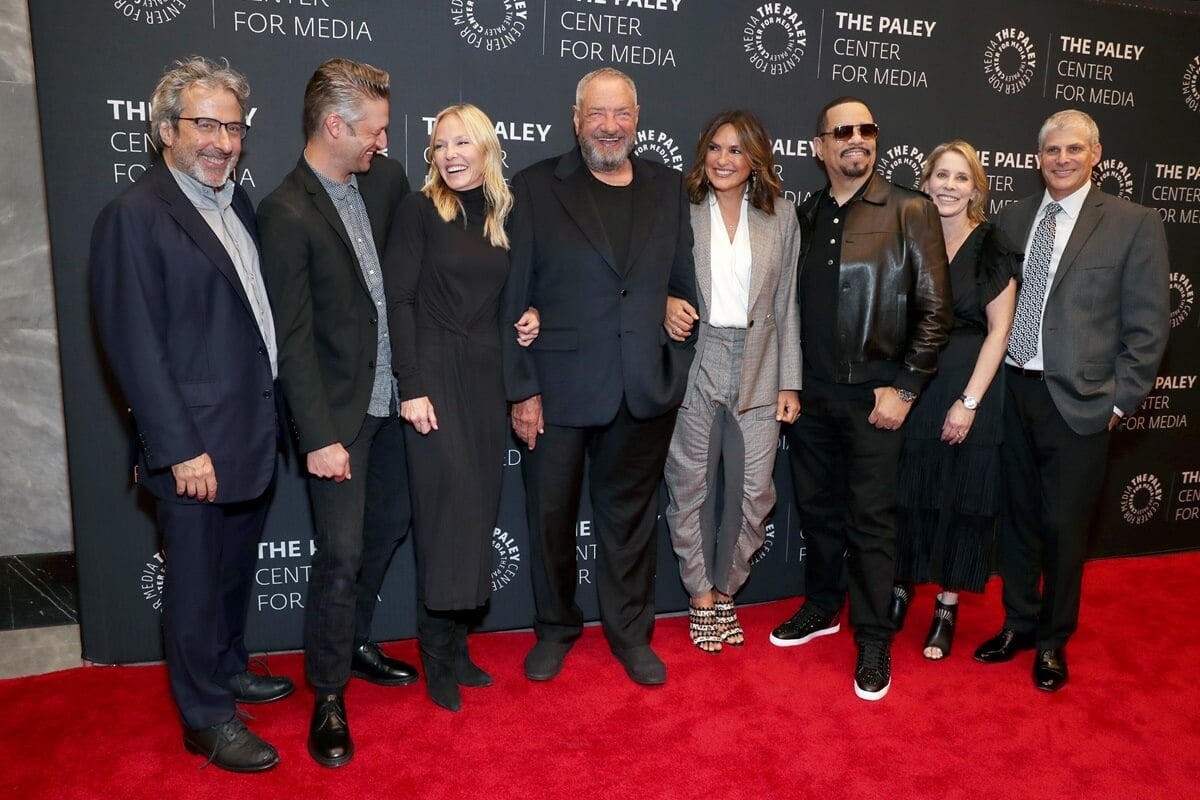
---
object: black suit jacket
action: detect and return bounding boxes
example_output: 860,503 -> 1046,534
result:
257,156 -> 410,452
501,148 -> 697,426
89,160 -> 277,503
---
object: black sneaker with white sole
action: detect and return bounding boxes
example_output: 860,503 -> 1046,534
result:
769,605 -> 840,647
854,640 -> 892,701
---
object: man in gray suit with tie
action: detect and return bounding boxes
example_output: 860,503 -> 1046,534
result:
974,109 -> 1170,691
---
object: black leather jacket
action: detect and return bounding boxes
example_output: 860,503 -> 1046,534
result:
797,173 -> 952,393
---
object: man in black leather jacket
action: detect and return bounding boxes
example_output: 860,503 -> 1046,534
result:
768,96 -> 951,702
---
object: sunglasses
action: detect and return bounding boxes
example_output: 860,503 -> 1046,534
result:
816,123 -> 880,141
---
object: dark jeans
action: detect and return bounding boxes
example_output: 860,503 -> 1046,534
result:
521,400 -> 677,651
304,414 -> 411,691
1001,371 -> 1110,649
159,493 -> 269,730
786,386 -> 903,644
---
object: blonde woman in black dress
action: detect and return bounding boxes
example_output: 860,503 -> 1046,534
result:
889,141 -> 1019,659
386,104 -> 536,711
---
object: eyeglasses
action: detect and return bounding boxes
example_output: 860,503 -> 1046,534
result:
816,123 -> 879,141
176,116 -> 250,140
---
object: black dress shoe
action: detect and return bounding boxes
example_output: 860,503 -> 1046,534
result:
308,693 -> 353,768
184,717 -> 279,773
612,645 -> 666,686
351,641 -> 419,686
1033,648 -> 1069,692
973,628 -> 1036,663
229,669 -> 295,704
524,640 -> 574,681
888,583 -> 914,632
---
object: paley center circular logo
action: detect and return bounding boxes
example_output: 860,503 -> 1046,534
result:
112,0 -> 188,24
1183,55 -> 1200,113
491,527 -> 521,592
139,550 -> 166,611
634,129 -> 684,171
876,143 -> 926,190
983,28 -> 1037,95
1170,272 -> 1194,328
743,4 -> 807,76
750,520 -> 777,565
450,0 -> 528,52
1093,159 -> 1134,200
1121,473 -> 1162,525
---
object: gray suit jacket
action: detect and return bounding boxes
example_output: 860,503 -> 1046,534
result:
682,195 -> 802,413
996,187 -> 1169,435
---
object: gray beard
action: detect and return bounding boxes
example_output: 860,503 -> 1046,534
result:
579,134 -> 633,173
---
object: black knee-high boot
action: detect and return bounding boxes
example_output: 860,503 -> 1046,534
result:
418,608 -> 461,712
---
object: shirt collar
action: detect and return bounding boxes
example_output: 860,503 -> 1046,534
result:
306,155 -> 359,200
169,165 -> 235,212
1039,180 -> 1091,220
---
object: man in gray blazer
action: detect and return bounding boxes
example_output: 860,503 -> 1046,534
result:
974,109 -> 1170,692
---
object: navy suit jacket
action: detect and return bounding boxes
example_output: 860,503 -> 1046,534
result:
501,148 -> 698,426
90,159 -> 278,503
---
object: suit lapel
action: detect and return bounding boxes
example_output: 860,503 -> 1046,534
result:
297,158 -> 370,295
746,204 -> 770,307
690,201 -> 712,311
1049,192 -> 1104,296
553,149 -> 620,274
1006,196 -> 1039,277
150,161 -> 256,318
625,156 -> 659,273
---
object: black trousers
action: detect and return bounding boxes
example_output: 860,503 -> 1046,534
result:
304,414 -> 411,691
786,387 -> 902,644
521,400 -> 677,651
158,492 -> 269,731
1001,371 -> 1110,649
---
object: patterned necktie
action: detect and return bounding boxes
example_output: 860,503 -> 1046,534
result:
1008,201 -> 1062,365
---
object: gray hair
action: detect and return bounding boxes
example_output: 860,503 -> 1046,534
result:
574,68 -> 638,108
149,56 -> 250,149
302,58 -> 390,139
1038,109 -> 1100,150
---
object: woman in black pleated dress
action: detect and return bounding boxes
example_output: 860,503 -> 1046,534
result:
385,103 -> 536,711
889,141 -> 1020,660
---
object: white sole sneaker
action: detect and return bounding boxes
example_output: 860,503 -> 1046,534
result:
768,621 -> 841,648
854,677 -> 891,701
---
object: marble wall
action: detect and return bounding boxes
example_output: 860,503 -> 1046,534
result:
0,0 -> 71,556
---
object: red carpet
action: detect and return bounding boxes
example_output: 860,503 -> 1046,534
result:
3,552 -> 1199,800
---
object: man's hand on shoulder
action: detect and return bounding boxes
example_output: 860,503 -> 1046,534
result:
307,442 -> 352,481
172,452 -> 218,502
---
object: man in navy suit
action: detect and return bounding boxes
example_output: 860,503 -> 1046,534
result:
91,57 -> 289,772
502,68 -> 697,686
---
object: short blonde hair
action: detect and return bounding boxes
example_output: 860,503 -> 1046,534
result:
302,58 -> 389,139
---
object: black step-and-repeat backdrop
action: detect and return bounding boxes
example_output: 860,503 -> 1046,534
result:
28,1 -> 1200,664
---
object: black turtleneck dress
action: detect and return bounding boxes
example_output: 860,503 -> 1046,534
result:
385,186 -> 510,610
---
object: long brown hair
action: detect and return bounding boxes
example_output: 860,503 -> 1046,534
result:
685,110 -> 781,214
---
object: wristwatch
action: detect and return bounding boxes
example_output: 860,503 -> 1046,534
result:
960,394 -> 979,410
893,387 -> 917,403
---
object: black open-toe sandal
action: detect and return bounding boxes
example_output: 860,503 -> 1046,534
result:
689,604 -> 722,654
888,582 -> 913,631
923,597 -> 958,660
714,599 -> 744,647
